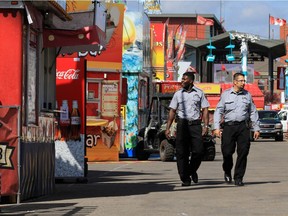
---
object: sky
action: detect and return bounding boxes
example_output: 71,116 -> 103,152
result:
127,0 -> 288,39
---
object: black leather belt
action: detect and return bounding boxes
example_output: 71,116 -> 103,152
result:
179,119 -> 202,125
224,121 -> 245,126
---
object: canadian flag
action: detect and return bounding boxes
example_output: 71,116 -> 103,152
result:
197,15 -> 214,26
270,15 -> 286,26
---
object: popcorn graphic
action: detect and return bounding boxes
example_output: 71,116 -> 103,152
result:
102,118 -> 118,148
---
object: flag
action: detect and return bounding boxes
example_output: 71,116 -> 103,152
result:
270,15 -> 286,26
197,15 -> 214,26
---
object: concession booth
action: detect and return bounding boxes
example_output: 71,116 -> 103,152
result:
0,1 -> 72,203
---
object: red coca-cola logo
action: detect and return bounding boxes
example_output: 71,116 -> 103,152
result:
56,69 -> 80,80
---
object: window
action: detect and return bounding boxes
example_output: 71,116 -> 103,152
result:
86,78 -> 102,118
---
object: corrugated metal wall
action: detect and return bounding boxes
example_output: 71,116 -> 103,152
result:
20,142 -> 55,201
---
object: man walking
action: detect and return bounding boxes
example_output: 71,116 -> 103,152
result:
165,72 -> 210,186
214,72 -> 260,186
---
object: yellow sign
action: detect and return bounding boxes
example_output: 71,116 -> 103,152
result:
195,83 -> 221,94
66,0 -> 94,13
120,105 -> 126,119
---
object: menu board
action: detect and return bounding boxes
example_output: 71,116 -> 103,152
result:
101,81 -> 118,117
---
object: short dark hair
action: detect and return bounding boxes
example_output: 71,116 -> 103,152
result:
183,72 -> 195,81
233,72 -> 244,81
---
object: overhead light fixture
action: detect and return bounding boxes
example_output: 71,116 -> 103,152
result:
206,38 -> 216,62
225,36 -> 235,62
226,54 -> 235,61
206,54 -> 215,62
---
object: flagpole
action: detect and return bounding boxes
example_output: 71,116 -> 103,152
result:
269,14 -> 271,39
195,11 -> 198,40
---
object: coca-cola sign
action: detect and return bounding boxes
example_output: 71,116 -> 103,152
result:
56,69 -> 80,80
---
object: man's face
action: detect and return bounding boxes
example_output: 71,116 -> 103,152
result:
181,75 -> 193,89
234,75 -> 246,90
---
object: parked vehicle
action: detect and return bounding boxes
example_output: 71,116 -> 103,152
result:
136,93 -> 216,161
253,110 -> 283,141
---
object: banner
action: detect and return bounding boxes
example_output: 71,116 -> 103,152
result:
151,22 -> 165,80
0,106 -> 19,196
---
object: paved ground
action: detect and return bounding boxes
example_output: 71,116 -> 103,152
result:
1,138 -> 288,216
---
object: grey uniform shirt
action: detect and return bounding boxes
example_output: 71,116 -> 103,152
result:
213,87 -> 260,131
169,85 -> 210,120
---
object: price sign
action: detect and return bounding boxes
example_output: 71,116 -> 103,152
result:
102,81 -> 119,117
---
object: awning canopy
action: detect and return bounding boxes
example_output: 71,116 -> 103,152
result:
207,83 -> 265,110
185,31 -> 286,59
220,83 -> 264,96
43,25 -> 106,54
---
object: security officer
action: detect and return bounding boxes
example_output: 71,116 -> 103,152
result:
165,72 -> 210,186
214,72 -> 260,186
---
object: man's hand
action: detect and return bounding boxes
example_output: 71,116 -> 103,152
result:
253,131 -> 260,140
213,129 -> 222,138
202,127 -> 208,136
165,129 -> 171,139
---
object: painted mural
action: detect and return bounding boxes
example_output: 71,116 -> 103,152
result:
123,75 -> 138,155
122,11 -> 143,72
121,11 -> 144,155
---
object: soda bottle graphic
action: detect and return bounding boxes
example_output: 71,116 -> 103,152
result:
54,100 -> 62,140
70,100 -> 81,141
59,100 -> 70,141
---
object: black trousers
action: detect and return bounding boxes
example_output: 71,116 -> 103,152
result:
221,122 -> 251,180
176,119 -> 204,182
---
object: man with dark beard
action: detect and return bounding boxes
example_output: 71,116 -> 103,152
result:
214,72 -> 260,186
165,72 -> 210,186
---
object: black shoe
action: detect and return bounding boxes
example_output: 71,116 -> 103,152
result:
191,172 -> 198,183
181,180 -> 191,187
234,179 -> 244,186
224,173 -> 232,183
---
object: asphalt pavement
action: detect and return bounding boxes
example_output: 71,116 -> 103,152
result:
1,137 -> 288,216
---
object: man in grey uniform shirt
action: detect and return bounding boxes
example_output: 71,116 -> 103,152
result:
165,72 -> 210,186
214,72 -> 260,186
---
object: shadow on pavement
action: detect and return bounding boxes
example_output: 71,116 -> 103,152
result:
0,203 -> 96,216
30,170 -> 176,202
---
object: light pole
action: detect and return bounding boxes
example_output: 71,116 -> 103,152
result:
230,32 -> 260,82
